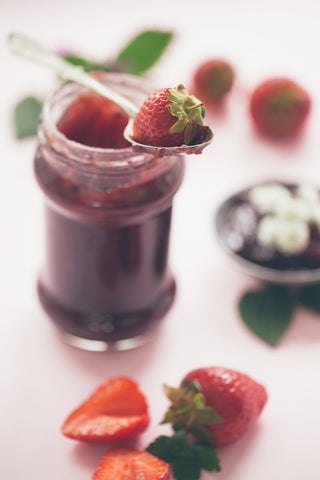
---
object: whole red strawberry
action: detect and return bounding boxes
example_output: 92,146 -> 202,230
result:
92,447 -> 170,480
192,59 -> 235,104
132,84 -> 207,147
181,367 -> 267,447
61,376 -> 149,442
250,77 -> 311,138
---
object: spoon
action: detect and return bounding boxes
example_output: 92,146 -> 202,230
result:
8,33 -> 213,156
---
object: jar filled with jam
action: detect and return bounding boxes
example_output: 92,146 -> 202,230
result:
34,73 -> 185,351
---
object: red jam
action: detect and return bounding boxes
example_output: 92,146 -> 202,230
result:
57,92 -> 130,149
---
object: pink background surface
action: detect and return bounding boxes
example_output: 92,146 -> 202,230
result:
2,1 -> 320,478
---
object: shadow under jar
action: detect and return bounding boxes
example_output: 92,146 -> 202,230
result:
34,73 -> 185,351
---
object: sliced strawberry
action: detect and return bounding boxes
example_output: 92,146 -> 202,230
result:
92,447 -> 170,480
61,377 -> 150,442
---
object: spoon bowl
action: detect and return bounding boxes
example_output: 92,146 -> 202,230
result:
124,117 -> 214,157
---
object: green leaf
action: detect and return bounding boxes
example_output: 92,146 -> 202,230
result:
238,283 -> 296,346
188,423 -> 213,445
168,430 -> 190,456
146,430 -> 221,480
192,443 -> 221,472
172,455 -> 201,480
146,431 -> 193,466
13,96 -> 43,138
300,283 -> 320,313
116,30 -> 174,75
146,435 -> 173,462
63,54 -> 108,73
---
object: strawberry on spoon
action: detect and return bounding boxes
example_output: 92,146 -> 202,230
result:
8,33 -> 213,156
131,84 -> 208,147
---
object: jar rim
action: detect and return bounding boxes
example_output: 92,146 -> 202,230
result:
38,72 -> 156,168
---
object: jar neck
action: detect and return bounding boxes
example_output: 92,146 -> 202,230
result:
38,72 -> 158,171
35,72 -> 185,226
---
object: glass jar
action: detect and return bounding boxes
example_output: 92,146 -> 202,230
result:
34,73 -> 185,351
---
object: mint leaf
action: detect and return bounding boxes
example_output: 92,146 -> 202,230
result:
192,443 -> 221,472
168,430 -> 190,456
146,435 -> 173,462
172,455 -> 201,480
14,96 -> 43,138
63,54 -> 108,73
146,430 -> 190,461
63,30 -> 173,75
147,430 -> 220,480
116,30 -> 174,75
300,282 -> 320,313
238,284 -> 296,346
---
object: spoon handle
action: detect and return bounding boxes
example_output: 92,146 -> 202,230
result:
8,33 -> 138,118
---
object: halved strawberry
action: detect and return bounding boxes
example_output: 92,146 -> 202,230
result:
92,447 -> 170,480
61,377 -> 149,442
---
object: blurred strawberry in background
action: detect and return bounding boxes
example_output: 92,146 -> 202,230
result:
249,77 -> 311,139
192,58 -> 235,105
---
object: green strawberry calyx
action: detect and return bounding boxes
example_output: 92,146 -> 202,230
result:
161,379 -> 224,445
167,84 -> 206,145
269,88 -> 305,129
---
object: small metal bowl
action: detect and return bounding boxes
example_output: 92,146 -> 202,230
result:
214,183 -> 320,285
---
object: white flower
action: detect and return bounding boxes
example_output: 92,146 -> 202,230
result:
276,197 -> 311,221
296,185 -> 320,225
256,216 -> 279,248
257,215 -> 309,255
250,183 -> 320,223
297,185 -> 320,204
309,204 -> 320,225
249,184 -> 291,214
